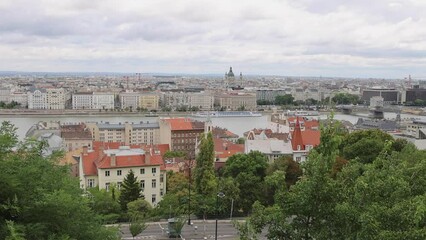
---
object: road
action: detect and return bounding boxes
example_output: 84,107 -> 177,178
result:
120,220 -> 241,240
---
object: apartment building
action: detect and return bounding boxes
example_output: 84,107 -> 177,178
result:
86,121 -> 160,145
256,89 -> 289,103
161,91 -> 214,110
139,92 -> 160,110
72,92 -> 115,110
60,123 -> 93,151
214,92 -> 257,110
159,118 -> 207,159
120,91 -> 140,109
46,88 -> 67,109
79,142 -> 168,206
28,88 -> 47,109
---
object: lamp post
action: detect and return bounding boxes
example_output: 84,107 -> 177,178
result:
188,166 -> 191,225
215,192 -> 225,240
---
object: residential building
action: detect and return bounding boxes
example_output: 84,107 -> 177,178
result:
72,92 -> 115,110
61,123 -> 93,151
46,88 -> 67,109
291,118 -> 321,162
159,118 -> 207,159
78,142 -> 167,206
139,92 -> 160,110
214,92 -> 257,110
120,91 -> 140,110
28,88 -> 47,109
256,89 -> 288,103
245,130 -> 293,163
86,121 -> 160,145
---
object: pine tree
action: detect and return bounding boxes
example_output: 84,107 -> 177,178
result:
194,132 -> 217,195
119,170 -> 142,210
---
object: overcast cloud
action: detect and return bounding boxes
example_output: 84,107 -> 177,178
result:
0,0 -> 425,78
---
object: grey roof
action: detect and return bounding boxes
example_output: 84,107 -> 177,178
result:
355,118 -> 398,131
97,122 -> 159,130
245,139 -> 293,155
133,122 -> 160,129
98,124 -> 125,130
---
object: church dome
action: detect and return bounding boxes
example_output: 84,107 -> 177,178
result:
227,67 -> 234,77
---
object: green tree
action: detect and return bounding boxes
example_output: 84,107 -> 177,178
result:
129,217 -> 147,239
194,132 -> 217,195
5,221 -> 25,240
0,123 -> 119,239
275,94 -> 294,105
88,188 -> 121,224
119,170 -> 142,210
267,156 -> 302,188
332,93 -> 359,105
127,199 -> 152,219
340,129 -> 393,164
223,151 -> 268,213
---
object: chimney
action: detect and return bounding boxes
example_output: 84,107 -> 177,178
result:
145,148 -> 151,165
83,146 -> 88,155
111,153 -> 116,167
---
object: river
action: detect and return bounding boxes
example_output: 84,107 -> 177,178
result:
1,112 -> 425,140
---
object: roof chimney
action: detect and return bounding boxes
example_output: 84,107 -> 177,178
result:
145,149 -> 151,165
83,146 -> 88,155
111,153 -> 116,167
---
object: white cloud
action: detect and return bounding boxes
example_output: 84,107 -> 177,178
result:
0,0 -> 425,78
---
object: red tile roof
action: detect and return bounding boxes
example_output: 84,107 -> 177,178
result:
162,118 -> 192,130
213,138 -> 244,159
291,119 -> 305,151
290,118 -> 321,151
82,142 -> 167,175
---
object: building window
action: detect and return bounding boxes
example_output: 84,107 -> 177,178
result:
296,157 -> 302,162
87,179 -> 95,188
140,168 -> 145,174
140,180 -> 145,190
117,170 -> 122,176
105,182 -> 110,191
160,189 -> 164,196
117,182 -> 122,190
160,174 -> 164,183
152,168 -> 157,174
152,194 -> 156,204
152,179 -> 157,188
105,170 -> 110,177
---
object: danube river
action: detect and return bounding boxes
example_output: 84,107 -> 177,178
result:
1,112 -> 425,140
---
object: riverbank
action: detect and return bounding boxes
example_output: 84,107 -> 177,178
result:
0,109 -> 194,118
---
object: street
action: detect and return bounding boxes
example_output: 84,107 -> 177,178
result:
120,220 -> 241,240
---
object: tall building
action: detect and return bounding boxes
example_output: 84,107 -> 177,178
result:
78,142 -> 168,206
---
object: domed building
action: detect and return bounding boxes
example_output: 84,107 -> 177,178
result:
225,66 -> 244,90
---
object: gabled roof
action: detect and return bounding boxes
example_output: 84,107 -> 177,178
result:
291,119 -> 305,151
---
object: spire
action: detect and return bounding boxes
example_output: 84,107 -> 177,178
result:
291,117 -> 304,151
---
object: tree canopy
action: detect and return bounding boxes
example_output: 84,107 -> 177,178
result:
0,121 -> 118,240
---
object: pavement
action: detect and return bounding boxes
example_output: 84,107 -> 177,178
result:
119,220 -> 240,240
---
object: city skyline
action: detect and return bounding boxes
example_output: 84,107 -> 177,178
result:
1,0 -> 425,78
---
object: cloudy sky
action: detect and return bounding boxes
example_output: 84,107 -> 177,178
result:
0,0 -> 425,78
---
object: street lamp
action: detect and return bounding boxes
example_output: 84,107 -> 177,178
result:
215,192 -> 225,240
